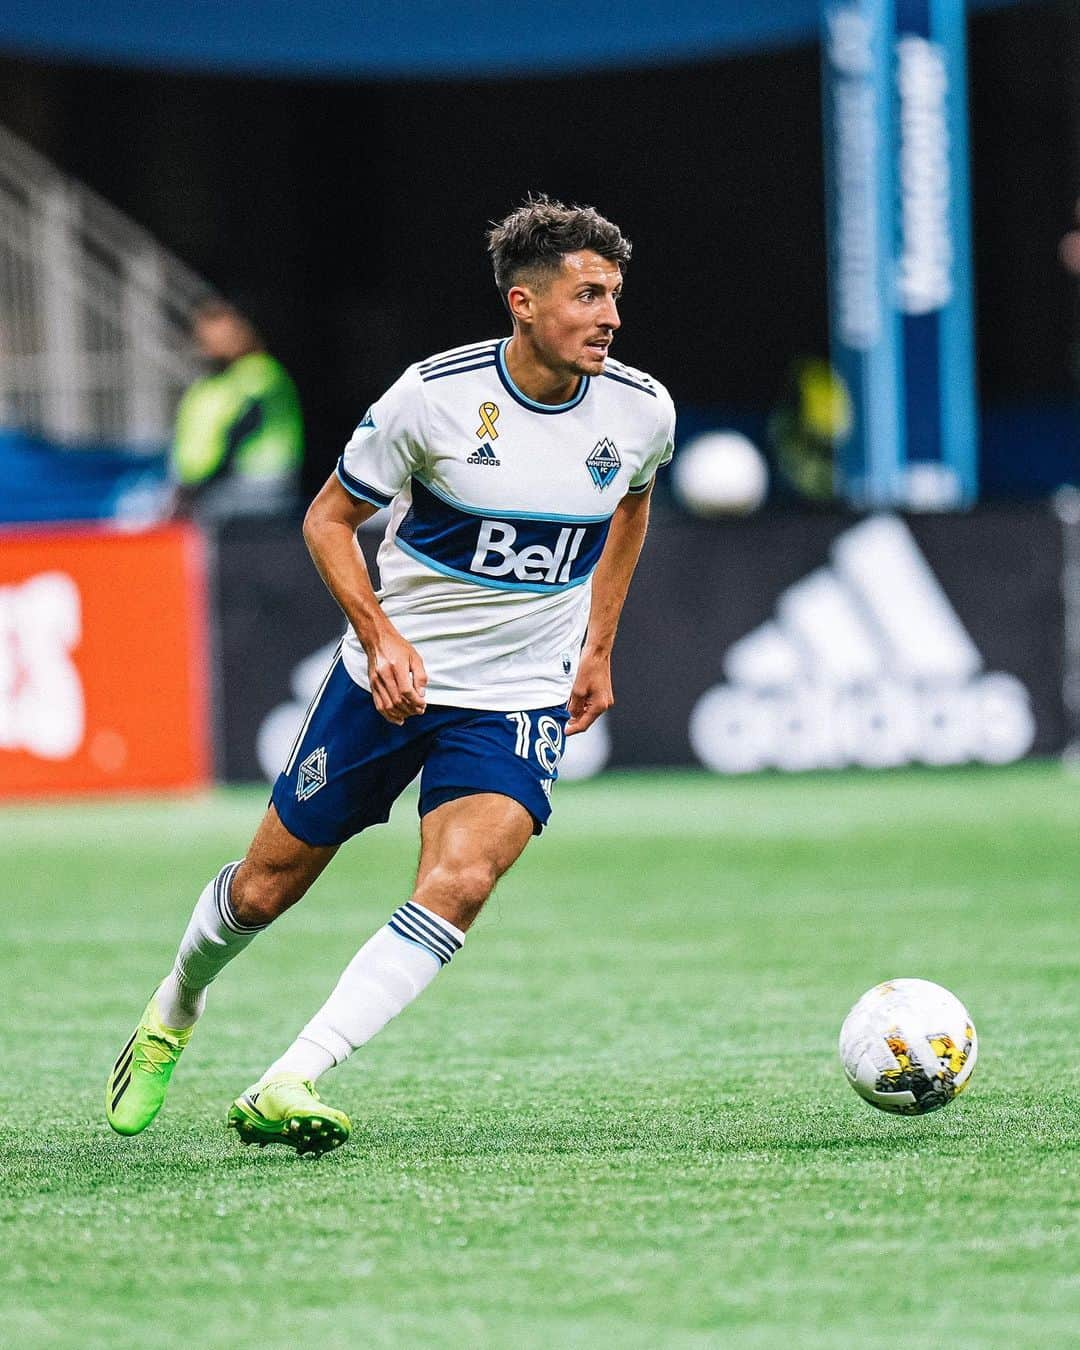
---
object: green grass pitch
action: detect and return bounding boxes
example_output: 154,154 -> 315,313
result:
2,764 -> 1077,1348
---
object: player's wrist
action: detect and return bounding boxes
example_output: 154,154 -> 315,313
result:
354,611 -> 400,655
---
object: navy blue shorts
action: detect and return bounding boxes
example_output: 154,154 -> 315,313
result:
271,652 -> 569,847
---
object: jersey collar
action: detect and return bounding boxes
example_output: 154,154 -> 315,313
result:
495,339 -> 590,414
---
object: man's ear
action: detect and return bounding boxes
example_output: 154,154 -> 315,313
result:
506,284 -> 534,327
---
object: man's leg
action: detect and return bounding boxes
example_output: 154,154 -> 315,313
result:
105,807 -> 335,1136
157,806 -> 338,1026
227,792 -> 534,1153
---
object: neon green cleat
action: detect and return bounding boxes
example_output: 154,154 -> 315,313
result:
226,1075 -> 351,1157
106,992 -> 194,1136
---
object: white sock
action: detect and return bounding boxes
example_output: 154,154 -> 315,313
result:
260,901 -> 466,1083
156,862 -> 267,1028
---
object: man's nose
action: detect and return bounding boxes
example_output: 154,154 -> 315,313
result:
602,297 -> 621,330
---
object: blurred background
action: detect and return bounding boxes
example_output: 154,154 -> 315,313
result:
0,0 -> 1077,797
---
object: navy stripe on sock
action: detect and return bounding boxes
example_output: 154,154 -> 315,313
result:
387,902 -> 462,965
214,862 -> 265,936
388,913 -> 455,963
400,901 -> 462,955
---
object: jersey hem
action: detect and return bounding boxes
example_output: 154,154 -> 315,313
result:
340,641 -> 572,713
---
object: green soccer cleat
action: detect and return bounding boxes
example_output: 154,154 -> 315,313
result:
106,991 -> 194,1136
226,1075 -> 351,1157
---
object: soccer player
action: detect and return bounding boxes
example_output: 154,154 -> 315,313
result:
106,195 -> 675,1155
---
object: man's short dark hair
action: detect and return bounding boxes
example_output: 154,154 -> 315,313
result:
486,194 -> 632,302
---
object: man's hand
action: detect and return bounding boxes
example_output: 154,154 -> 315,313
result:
566,648 -> 614,736
367,628 -> 428,726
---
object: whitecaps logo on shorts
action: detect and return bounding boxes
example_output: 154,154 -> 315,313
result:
296,746 -> 328,801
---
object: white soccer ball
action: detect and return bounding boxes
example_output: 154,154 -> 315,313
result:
672,431 -> 768,516
839,978 -> 977,1115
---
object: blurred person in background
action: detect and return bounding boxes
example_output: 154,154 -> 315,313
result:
1059,199 -> 1080,392
171,299 -> 304,519
766,356 -> 852,503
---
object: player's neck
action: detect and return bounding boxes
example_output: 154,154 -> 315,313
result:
503,335 -> 581,406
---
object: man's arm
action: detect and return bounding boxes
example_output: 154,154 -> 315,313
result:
566,482 -> 654,736
303,473 -> 427,725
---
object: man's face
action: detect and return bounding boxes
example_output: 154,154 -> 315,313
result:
194,311 -> 257,364
516,250 -> 623,376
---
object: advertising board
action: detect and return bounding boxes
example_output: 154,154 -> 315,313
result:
0,523 -> 210,796
213,510 -> 1063,783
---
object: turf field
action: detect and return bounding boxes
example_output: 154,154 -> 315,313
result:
2,764 -> 1077,1349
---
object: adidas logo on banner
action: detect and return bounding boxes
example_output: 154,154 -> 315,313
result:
689,515 -> 1036,774
467,443 -> 501,466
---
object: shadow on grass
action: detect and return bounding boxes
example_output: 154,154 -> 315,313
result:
5,1093 -> 988,1207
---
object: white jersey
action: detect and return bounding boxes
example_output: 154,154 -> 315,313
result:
336,337 -> 675,710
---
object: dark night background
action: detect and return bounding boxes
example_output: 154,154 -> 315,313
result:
0,1 -> 1074,499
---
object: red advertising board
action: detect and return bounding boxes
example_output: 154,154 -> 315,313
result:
0,523 -> 211,797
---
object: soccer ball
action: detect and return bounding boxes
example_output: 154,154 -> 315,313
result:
672,431 -> 769,516
839,979 -> 977,1115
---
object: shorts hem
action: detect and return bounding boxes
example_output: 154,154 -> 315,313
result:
418,783 -> 548,835
271,786 -> 392,847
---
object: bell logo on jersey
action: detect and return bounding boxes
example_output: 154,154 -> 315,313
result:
396,479 -> 609,591
470,520 -> 586,585
586,438 -> 621,490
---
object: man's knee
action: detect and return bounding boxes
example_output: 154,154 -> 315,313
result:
413,860 -> 498,930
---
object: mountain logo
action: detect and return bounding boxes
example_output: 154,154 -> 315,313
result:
586,438 -> 620,491
296,746 -> 328,801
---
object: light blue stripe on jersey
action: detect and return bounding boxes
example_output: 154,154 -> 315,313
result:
415,474 -> 609,525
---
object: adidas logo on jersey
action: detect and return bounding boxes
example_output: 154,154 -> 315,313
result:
467,443 -> 501,467
689,515 -> 1036,774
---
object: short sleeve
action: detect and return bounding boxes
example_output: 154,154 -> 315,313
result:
336,366 -> 426,508
627,387 -> 676,494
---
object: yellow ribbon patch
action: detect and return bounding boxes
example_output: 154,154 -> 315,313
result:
475,402 -> 500,441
